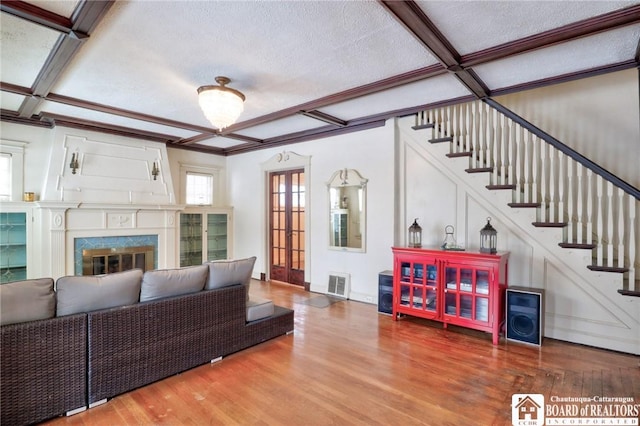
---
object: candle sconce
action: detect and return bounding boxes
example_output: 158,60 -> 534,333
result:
152,161 -> 159,180
69,152 -> 79,174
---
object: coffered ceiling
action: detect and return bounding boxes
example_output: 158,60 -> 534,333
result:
1,1 -> 639,156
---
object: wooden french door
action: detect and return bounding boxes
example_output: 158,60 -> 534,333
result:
269,169 -> 305,286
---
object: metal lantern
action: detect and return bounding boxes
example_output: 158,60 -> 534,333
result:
408,218 -> 422,248
480,217 -> 497,254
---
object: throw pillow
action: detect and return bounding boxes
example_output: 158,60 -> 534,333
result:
139,264 -> 208,302
204,256 -> 256,300
56,269 -> 143,316
0,278 -> 56,326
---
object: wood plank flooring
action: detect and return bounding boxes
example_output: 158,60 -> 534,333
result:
44,280 -> 639,425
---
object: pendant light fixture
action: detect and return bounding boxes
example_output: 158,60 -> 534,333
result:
197,76 -> 245,130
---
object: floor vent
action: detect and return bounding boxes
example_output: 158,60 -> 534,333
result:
327,272 -> 349,298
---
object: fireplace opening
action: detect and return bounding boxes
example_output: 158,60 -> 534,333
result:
82,245 -> 154,275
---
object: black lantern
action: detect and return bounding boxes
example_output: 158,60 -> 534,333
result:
480,217 -> 497,254
408,218 -> 422,248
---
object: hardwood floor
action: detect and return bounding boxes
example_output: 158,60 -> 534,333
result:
44,280 -> 639,425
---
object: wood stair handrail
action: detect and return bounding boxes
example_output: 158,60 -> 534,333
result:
483,98 -> 640,200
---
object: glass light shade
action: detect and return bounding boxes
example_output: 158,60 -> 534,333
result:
198,88 -> 245,130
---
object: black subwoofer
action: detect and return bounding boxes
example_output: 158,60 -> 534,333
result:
506,287 -> 544,346
378,270 -> 394,315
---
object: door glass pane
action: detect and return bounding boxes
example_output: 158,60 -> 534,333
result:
476,270 -> 489,294
475,297 -> 489,322
445,292 -> 456,315
460,294 -> 472,318
460,268 -> 472,292
445,267 -> 457,290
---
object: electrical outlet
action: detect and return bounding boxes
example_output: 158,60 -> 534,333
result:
365,296 -> 373,303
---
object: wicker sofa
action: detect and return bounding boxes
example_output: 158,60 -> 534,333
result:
0,257 -> 294,425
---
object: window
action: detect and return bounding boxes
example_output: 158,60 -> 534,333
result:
0,153 -> 11,201
0,140 -> 26,202
186,172 -> 213,205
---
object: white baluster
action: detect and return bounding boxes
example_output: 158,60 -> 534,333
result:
566,159 -> 574,243
596,176 -> 604,266
531,136 -> 539,208
548,147 -> 556,222
628,200 -> 636,291
482,103 -> 488,167
491,112 -> 499,184
557,152 -> 564,226
462,103 -> 469,153
617,188 -> 625,269
586,169 -> 593,246
540,141 -> 547,222
522,129 -> 530,203
576,164 -> 584,243
606,181 -> 614,267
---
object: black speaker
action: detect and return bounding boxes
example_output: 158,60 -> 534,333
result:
378,270 -> 394,315
506,287 -> 544,346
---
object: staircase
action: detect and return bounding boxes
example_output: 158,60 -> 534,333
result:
412,99 -> 639,296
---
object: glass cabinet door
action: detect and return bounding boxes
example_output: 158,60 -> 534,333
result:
398,260 -> 437,313
0,212 -> 27,283
444,265 -> 490,323
206,213 -> 228,261
180,213 -> 203,267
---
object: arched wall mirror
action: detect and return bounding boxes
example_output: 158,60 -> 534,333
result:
327,168 -> 368,252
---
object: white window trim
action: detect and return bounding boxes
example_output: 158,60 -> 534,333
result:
0,140 -> 27,202
179,162 -> 222,206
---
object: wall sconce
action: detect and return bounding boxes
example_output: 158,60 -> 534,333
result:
69,152 -> 79,174
152,161 -> 160,180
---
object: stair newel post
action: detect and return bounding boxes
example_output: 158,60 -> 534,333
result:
606,181 -> 615,268
596,175 -> 604,266
566,159 -> 574,243
616,188 -> 625,269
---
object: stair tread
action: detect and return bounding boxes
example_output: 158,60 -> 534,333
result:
559,243 -> 596,249
508,202 -> 541,208
465,167 -> 493,173
412,123 -> 435,130
446,152 -> 472,158
429,136 -> 453,143
587,265 -> 628,273
617,289 -> 640,297
532,222 -> 568,228
486,184 -> 516,190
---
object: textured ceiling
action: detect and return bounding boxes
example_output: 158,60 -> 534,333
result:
1,0 -> 639,155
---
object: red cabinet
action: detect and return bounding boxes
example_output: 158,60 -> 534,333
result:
392,247 -> 509,345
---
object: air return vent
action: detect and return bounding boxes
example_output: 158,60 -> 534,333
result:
327,272 -> 350,298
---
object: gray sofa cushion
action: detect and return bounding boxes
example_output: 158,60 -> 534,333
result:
204,256 -> 256,300
140,264 -> 208,302
0,278 -> 56,326
56,269 -> 143,316
246,297 -> 274,322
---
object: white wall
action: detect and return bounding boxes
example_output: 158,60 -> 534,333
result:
496,68 -> 640,189
227,121 -> 396,302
